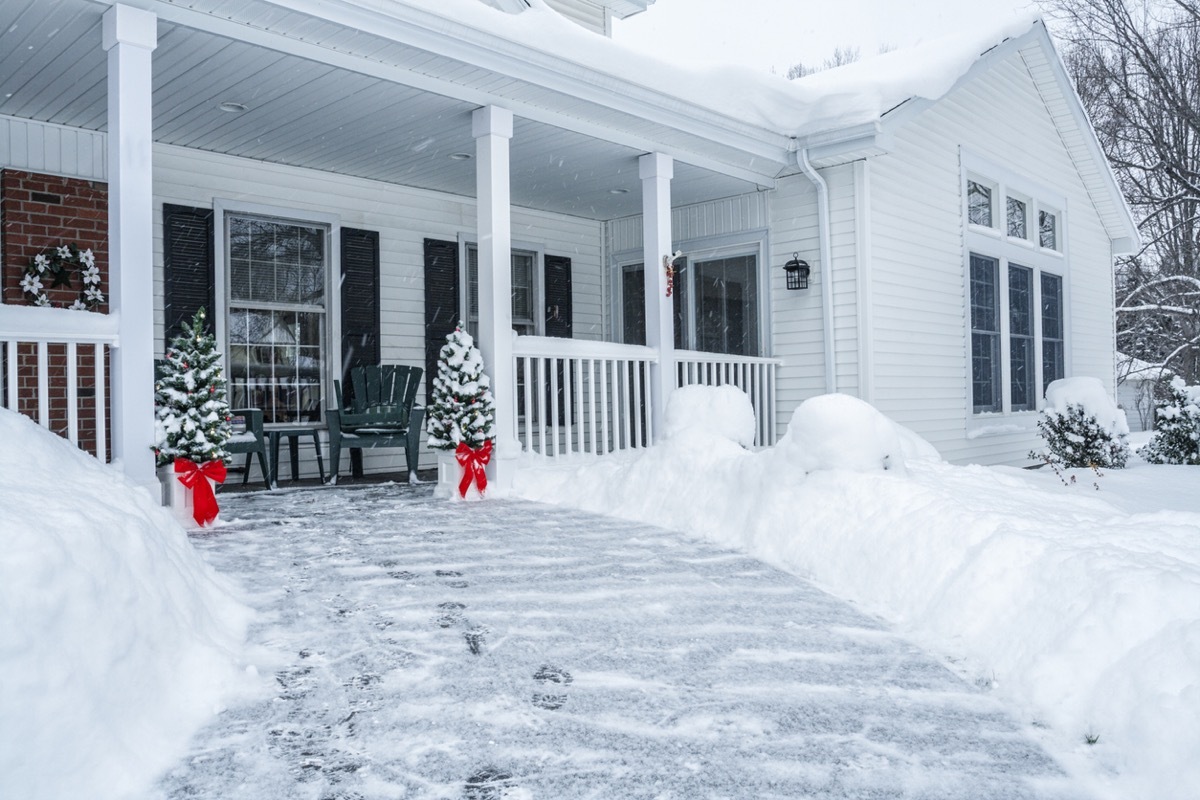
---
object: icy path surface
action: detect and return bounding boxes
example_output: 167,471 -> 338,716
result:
158,485 -> 1086,799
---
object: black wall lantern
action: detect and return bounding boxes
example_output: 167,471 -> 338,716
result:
784,253 -> 810,290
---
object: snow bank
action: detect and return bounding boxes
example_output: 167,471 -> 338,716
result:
0,409 -> 253,799
514,392 -> 1200,799
1045,376 -> 1129,435
778,393 -> 919,475
663,384 -> 756,447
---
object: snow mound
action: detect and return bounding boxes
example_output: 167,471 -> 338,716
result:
0,409 -> 253,800
777,393 -> 935,475
663,384 -> 756,448
1045,376 -> 1129,435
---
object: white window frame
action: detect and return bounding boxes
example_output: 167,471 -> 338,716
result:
213,198 -> 341,427
457,233 -> 545,338
609,229 -> 771,356
961,153 -> 1070,432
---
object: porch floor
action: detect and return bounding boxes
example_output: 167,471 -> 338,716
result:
159,484 -> 1086,799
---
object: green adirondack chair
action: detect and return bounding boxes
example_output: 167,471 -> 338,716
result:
327,364 -> 424,483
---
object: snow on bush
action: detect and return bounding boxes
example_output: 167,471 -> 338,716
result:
1139,377 -> 1200,465
0,409 -> 253,800
1034,377 -> 1131,469
514,393 -> 1200,799
662,384 -> 756,447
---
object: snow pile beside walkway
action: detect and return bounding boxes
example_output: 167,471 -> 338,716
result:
0,409 -> 254,800
513,389 -> 1200,799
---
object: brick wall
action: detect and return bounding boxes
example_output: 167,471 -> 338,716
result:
1,169 -> 112,459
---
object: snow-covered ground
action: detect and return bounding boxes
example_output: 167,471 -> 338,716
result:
160,485 -> 1080,799
0,409 -> 254,800
513,390 -> 1200,800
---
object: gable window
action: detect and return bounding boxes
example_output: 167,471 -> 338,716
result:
1006,195 -> 1028,240
1039,209 -> 1058,250
464,244 -> 539,337
1042,273 -> 1065,389
967,180 -> 994,228
226,213 -> 328,425
1009,264 -> 1036,411
970,255 -> 1001,413
964,161 -> 1068,418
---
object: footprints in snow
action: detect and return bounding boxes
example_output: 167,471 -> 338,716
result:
532,664 -> 573,711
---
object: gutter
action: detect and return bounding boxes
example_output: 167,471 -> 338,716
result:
798,147 -> 838,394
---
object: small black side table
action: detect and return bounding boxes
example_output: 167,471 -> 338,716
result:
268,427 -> 326,485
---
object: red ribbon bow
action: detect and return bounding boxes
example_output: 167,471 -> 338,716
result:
455,440 -> 492,498
174,458 -> 227,526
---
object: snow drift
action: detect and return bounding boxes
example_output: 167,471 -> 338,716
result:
514,388 -> 1200,799
0,409 -> 253,799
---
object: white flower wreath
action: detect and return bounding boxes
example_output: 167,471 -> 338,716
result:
20,243 -> 104,311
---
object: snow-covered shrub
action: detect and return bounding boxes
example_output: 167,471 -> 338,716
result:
1139,377 -> 1200,465
663,384 -> 756,447
153,308 -> 232,467
426,325 -> 496,451
1033,377 -> 1130,469
777,393 -> 934,475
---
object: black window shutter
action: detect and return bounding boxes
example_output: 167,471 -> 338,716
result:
162,204 -> 215,345
340,228 -> 380,384
424,238 -> 460,405
544,254 -> 572,339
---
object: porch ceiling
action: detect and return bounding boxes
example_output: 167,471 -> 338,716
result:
0,0 -> 762,221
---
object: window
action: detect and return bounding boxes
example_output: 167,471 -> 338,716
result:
967,180 -> 994,227
465,244 -> 538,337
226,214 -> 327,425
617,250 -> 762,357
1006,196 -> 1028,240
1038,209 -> 1058,250
1042,273 -> 1064,389
621,262 -> 646,346
970,255 -> 1001,413
963,162 -> 1068,417
1009,264 -> 1035,411
686,255 -> 760,356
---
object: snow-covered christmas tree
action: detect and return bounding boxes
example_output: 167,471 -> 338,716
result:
426,325 -> 496,451
154,308 -> 232,467
1139,377 -> 1200,465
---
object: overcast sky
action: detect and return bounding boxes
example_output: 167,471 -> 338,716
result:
612,0 -> 1039,76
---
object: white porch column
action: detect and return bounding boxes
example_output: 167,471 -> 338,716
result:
640,152 -> 674,438
472,105 -> 517,490
103,4 -> 157,496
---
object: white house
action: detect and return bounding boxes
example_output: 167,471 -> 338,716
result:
0,0 -> 1137,493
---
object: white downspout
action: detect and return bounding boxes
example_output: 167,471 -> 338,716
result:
799,148 -> 838,394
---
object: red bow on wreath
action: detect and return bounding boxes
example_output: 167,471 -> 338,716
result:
455,440 -> 493,498
174,458 -> 227,526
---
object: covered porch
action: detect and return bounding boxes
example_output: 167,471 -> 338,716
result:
0,0 -> 795,491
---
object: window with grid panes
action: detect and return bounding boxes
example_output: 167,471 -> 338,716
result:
465,245 -> 537,338
226,214 -> 327,425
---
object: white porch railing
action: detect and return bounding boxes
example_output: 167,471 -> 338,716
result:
511,336 -> 782,457
674,349 -> 782,448
512,336 -> 658,457
0,305 -> 119,462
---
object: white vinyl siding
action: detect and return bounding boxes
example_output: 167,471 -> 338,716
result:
867,44 -> 1114,465
152,143 -> 604,477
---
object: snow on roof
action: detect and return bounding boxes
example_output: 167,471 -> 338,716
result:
1118,353 -> 1174,381
405,0 -> 1040,139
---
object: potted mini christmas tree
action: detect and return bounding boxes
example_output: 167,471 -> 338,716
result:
426,325 -> 496,499
153,308 -> 232,525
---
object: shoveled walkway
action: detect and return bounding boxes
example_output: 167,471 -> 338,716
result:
158,484 -> 1087,800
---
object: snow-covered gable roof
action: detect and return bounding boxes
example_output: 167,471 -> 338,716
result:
408,0 -> 1137,244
